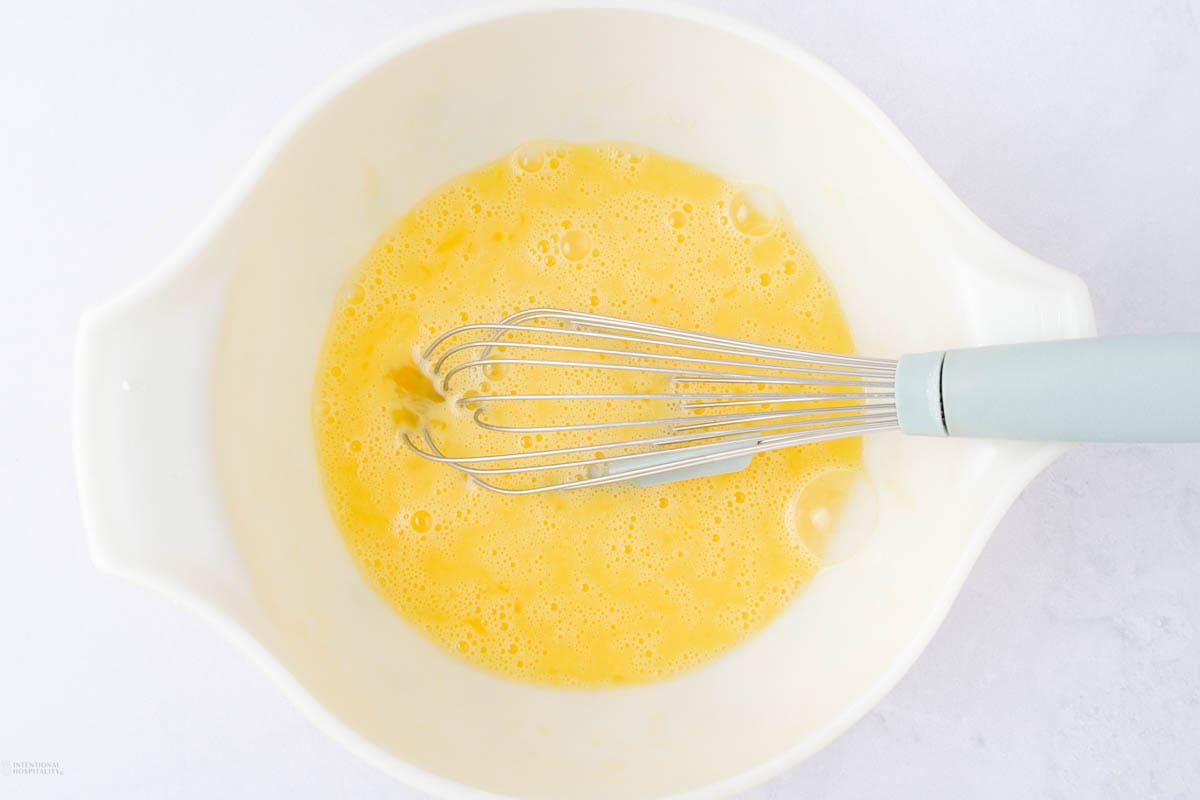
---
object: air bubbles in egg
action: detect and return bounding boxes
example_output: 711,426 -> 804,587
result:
612,142 -> 647,163
560,228 -> 590,261
728,186 -> 780,236
513,143 -> 545,172
786,469 -> 878,564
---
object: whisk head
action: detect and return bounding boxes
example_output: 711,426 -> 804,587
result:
403,308 -> 899,493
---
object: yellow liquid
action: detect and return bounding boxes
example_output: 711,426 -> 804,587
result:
314,142 -> 863,686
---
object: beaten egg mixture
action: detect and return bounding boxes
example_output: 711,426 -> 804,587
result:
314,142 -> 864,686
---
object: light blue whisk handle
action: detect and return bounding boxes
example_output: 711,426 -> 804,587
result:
895,334 -> 1200,442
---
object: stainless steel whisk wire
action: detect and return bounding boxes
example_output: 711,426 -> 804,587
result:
402,308 -> 900,494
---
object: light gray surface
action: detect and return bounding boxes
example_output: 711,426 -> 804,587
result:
2,0 -> 1198,797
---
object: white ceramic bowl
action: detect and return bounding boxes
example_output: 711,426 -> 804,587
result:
75,3 -> 1095,798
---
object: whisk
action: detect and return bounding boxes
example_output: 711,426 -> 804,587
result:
403,308 -> 1200,494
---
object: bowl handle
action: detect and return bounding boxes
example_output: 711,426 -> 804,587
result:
963,238 -> 1097,343
74,244 -> 255,617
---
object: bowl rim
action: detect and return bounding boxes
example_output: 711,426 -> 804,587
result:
75,1 -> 1095,798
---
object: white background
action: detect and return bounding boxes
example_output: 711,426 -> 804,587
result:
3,1 -> 1199,797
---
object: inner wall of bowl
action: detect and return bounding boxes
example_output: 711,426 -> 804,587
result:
214,8 -> 1070,799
